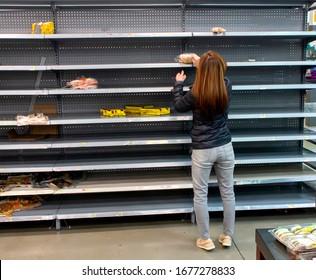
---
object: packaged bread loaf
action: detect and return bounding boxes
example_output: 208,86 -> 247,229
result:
178,53 -> 194,64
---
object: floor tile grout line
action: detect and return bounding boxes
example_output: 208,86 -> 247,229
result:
233,240 -> 246,260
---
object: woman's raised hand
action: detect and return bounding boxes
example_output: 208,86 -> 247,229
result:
176,70 -> 187,82
191,53 -> 200,68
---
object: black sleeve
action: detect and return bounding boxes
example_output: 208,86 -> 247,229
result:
173,81 -> 195,113
225,77 -> 232,103
225,77 -> 232,121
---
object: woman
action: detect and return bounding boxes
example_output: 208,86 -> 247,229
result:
173,51 -> 235,251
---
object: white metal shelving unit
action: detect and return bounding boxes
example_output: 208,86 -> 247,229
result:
0,0 -> 315,228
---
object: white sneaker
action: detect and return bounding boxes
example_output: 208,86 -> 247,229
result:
218,234 -> 232,247
196,238 -> 215,251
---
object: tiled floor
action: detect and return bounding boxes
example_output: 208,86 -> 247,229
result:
0,209 -> 315,260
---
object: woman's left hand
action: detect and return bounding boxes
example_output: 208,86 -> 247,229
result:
176,70 -> 186,82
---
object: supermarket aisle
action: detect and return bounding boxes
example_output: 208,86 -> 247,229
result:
0,209 -> 315,260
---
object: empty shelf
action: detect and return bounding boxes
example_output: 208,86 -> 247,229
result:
0,156 -> 56,173
51,133 -> 191,148
53,154 -> 192,172
207,185 -> 315,211
56,193 -> 193,219
45,32 -> 192,39
56,169 -> 192,194
235,148 -> 316,164
193,31 -> 316,38
0,187 -> 54,197
49,113 -> 192,125
216,164 -> 316,186
232,130 -> 316,142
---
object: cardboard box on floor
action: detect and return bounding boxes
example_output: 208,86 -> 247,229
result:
30,103 -> 59,136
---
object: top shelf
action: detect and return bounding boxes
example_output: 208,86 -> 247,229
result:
192,31 -> 316,38
1,31 -> 316,40
45,32 -> 193,39
0,32 -> 191,40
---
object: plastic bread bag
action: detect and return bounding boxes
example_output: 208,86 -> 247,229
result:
176,53 -> 195,64
211,27 -> 226,34
16,113 -> 49,126
66,77 -> 98,90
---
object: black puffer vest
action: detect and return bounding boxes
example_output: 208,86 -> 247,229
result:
173,77 -> 232,149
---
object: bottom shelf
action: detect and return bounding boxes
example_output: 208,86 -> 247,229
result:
0,184 -> 314,225
56,191 -> 194,220
0,198 -> 62,223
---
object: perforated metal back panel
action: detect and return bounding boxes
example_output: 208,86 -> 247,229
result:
0,71 -> 58,89
0,40 -> 57,65
184,67 -> 303,85
187,38 -> 303,62
0,126 -> 29,137
63,145 -> 185,155
56,8 -> 183,33
58,38 -> 183,64
63,122 -> 187,135
61,92 -> 174,114
60,69 -> 179,87
233,141 -> 300,150
228,118 -> 301,130
228,68 -> 302,85
231,90 -> 302,110
0,9 -> 53,33
184,8 -> 305,32
0,95 -> 59,115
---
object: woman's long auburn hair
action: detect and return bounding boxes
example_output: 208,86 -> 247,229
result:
192,50 -> 228,120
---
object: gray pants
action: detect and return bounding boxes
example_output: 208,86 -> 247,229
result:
192,142 -> 235,239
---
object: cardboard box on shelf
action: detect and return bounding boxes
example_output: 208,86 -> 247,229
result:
30,103 -> 59,136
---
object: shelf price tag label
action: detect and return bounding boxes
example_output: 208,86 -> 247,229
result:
116,212 -> 124,216
259,114 -> 267,118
